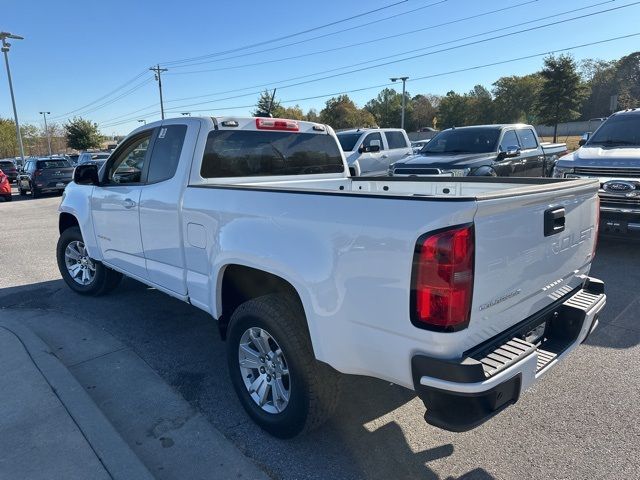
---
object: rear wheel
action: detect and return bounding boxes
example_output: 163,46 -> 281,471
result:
56,226 -> 122,295
227,294 -> 340,438
31,185 -> 40,198
3,195 -> 11,202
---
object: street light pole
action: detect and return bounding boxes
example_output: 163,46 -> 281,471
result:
390,76 -> 409,130
150,64 -> 168,120
1,32 -> 25,162
39,111 -> 52,156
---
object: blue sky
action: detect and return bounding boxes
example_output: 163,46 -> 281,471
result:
2,0 -> 639,135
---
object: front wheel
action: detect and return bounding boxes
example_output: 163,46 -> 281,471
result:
56,226 -> 122,295
226,294 -> 340,438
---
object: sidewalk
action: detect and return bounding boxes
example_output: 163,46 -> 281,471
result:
0,311 -> 270,480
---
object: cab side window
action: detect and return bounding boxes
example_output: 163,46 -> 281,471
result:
385,131 -> 408,149
499,130 -> 520,152
147,125 -> 187,184
362,132 -> 383,150
105,131 -> 153,184
516,129 -> 538,150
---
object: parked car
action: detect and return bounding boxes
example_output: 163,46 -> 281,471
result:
0,159 -> 18,183
336,128 -> 412,176
77,152 -> 111,167
17,157 -> 74,198
58,116 -> 605,438
0,169 -> 11,201
553,108 -> 640,235
410,139 -> 431,153
389,124 -> 567,178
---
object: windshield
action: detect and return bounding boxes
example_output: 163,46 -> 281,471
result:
421,128 -> 500,154
587,115 -> 640,147
336,132 -> 362,151
201,130 -> 345,178
0,161 -> 15,169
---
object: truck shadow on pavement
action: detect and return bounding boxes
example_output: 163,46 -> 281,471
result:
1,233 -> 637,480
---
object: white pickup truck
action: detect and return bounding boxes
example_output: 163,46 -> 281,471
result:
57,116 -> 606,438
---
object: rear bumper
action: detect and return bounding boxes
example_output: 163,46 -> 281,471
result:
600,206 -> 640,235
412,277 -> 606,432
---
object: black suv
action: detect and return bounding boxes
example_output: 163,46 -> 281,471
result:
18,158 -> 74,198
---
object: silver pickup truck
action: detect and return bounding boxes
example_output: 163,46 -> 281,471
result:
553,109 -> 640,235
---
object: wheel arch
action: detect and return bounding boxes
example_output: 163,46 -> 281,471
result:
216,264 -> 310,346
59,212 -> 80,234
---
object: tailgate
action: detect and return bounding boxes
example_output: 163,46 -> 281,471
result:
468,179 -> 599,346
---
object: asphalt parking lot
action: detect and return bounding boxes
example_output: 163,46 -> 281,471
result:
2,187 -> 639,480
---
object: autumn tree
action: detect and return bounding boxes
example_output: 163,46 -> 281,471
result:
319,95 -> 376,129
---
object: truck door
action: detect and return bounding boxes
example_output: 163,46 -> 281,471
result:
383,131 -> 413,172
516,127 -> 545,177
357,132 -> 384,175
139,122 -> 194,295
91,129 -> 155,280
496,129 -> 523,177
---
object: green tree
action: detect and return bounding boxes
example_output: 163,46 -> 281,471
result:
493,74 -> 543,123
364,88 -> 407,128
537,54 -> 586,142
64,117 -> 102,151
406,94 -> 438,131
466,85 -> 494,125
319,95 -> 376,129
614,51 -> 640,110
437,91 -> 469,129
252,89 -> 281,117
305,108 -> 320,122
278,105 -> 306,120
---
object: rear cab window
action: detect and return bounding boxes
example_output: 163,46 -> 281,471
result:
200,130 -> 345,178
147,125 -> 187,183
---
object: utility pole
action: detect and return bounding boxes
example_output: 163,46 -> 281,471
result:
1,31 -> 25,162
150,64 -> 168,119
39,111 -> 52,156
390,76 -> 409,130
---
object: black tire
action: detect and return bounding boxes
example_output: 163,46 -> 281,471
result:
4,194 -> 12,202
227,294 -> 341,438
31,186 -> 40,198
18,187 -> 27,196
56,226 -> 123,296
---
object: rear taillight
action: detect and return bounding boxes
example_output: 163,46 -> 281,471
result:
411,224 -> 475,331
34,169 -> 43,177
255,118 -> 299,131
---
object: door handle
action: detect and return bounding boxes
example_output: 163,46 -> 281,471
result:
123,198 -> 136,209
382,154 -> 389,159
544,207 -> 565,237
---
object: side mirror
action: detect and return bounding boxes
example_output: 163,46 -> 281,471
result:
578,139 -> 586,146
73,164 -> 100,186
502,146 -> 521,158
358,144 -> 381,153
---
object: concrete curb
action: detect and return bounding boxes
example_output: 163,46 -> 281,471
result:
0,319 -> 155,480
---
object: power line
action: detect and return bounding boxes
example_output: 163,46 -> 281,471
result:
100,32 -> 640,128
162,1 -> 448,69
166,0 -> 537,75
157,0 -> 639,111
160,0 -> 414,66
51,70 -> 148,120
